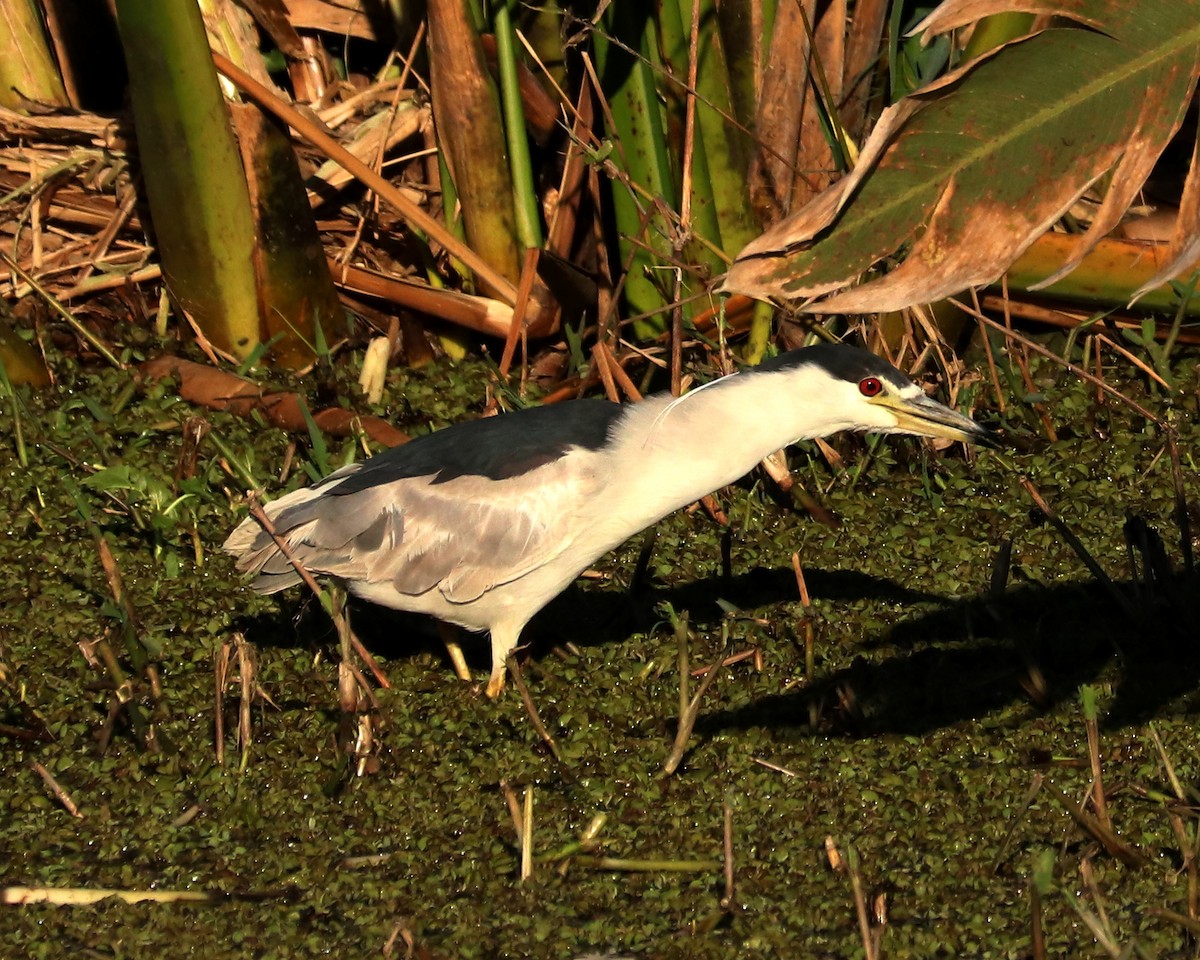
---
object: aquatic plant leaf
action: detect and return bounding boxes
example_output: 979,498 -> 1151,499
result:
722,0 -> 1200,312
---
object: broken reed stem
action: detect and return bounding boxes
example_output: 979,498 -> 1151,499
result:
1044,781 -> 1151,869
1094,331 -> 1172,390
30,760 -> 83,819
234,633 -> 255,770
499,779 -> 523,847
1167,429 -> 1194,575
663,611 -> 726,776
499,247 -> 540,381
1080,686 -> 1110,830
669,289 -> 683,400
96,535 -> 156,688
1147,723 -> 1187,800
1030,878 -> 1045,960
98,698 -> 122,755
245,498 -> 390,689
335,591 -> 360,716
674,610 -> 690,739
791,552 -> 812,607
84,626 -> 151,750
971,297 -> 1007,414
1147,907 -> 1200,936
2,886 -> 213,905
1070,884 -> 1121,958
1079,857 -> 1113,934
792,552 -> 818,728
506,655 -> 564,765
606,346 -> 643,402
997,275 -> 1056,440
591,341 -> 620,402
1019,477 -> 1135,621
520,786 -> 534,883
689,647 -> 758,677
326,590 -> 375,764
1171,817 -> 1200,925
214,641 -> 230,765
721,798 -> 735,910
591,339 -> 643,403
1148,724 -> 1199,921
343,659 -> 381,711
574,857 -> 721,872
847,847 -> 880,960
753,757 -> 798,778
540,815 -> 609,873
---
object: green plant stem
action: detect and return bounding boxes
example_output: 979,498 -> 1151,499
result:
492,1 -> 542,251
0,348 -> 27,468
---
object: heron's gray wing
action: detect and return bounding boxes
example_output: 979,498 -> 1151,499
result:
225,398 -> 624,598
225,449 -> 606,602
352,454 -> 603,602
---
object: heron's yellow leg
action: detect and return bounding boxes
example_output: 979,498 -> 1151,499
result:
436,622 -> 473,682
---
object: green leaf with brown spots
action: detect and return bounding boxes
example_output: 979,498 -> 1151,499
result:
722,0 -> 1200,312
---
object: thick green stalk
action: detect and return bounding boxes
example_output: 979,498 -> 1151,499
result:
113,0 -> 260,360
0,0 -> 67,109
427,0 -> 522,297
229,105 -> 342,368
493,1 -> 542,251
708,0 -> 777,359
594,7 -> 677,335
1003,233 -> 1200,316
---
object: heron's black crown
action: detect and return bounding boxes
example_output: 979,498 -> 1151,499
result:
749,343 -> 913,391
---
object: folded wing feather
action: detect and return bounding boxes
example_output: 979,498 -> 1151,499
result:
225,450 -> 603,605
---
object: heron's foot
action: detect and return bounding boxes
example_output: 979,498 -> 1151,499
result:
485,668 -> 506,699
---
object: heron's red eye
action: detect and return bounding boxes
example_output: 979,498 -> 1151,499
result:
859,377 -> 883,397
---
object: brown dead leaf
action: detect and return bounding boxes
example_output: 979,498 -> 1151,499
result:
139,356 -> 409,447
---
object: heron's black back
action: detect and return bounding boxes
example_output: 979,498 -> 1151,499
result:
327,397 -> 625,494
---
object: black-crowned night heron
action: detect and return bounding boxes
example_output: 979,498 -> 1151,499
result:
224,344 -> 992,696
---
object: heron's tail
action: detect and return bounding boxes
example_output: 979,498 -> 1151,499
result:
223,484 -> 340,594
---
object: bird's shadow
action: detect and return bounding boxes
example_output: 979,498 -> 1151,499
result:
536,562 -> 1200,736
689,570 -> 1200,739
231,550 -> 1200,736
